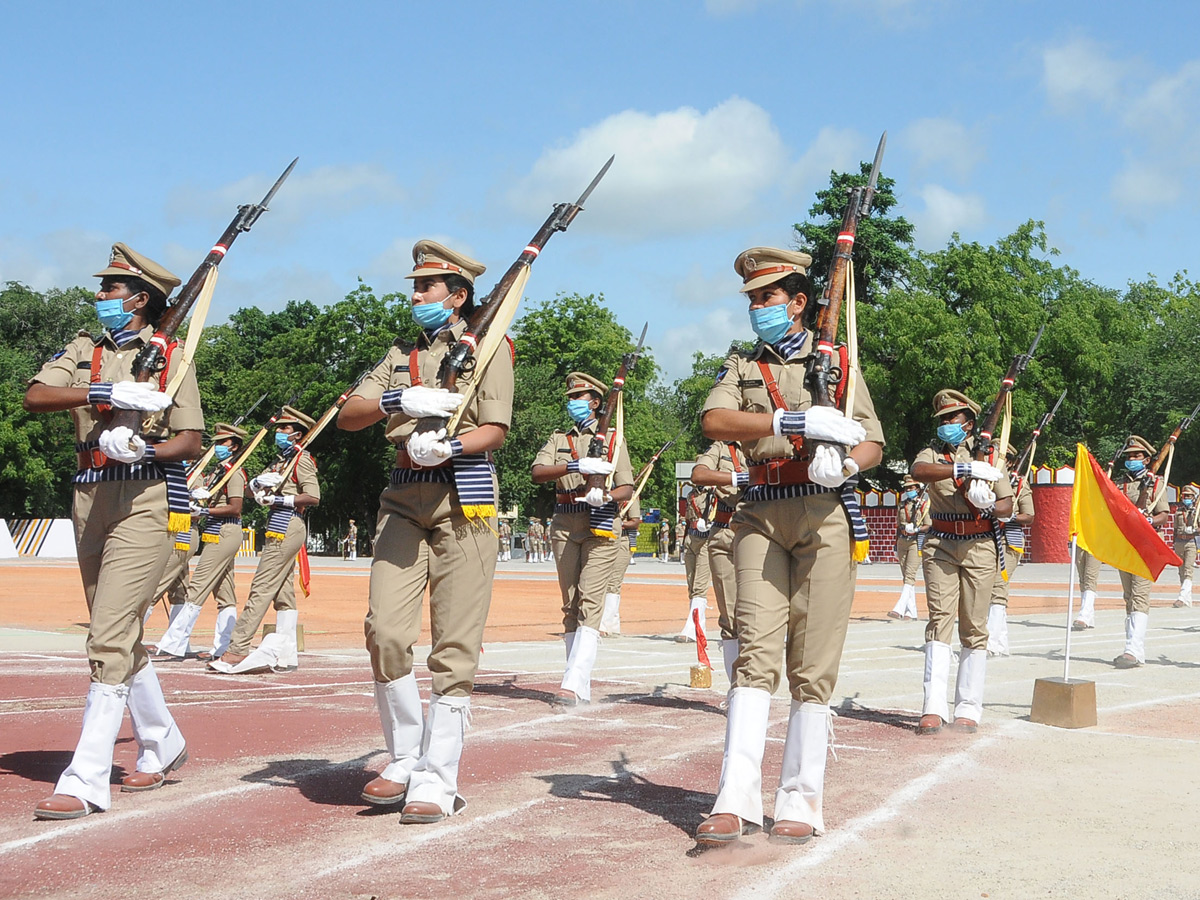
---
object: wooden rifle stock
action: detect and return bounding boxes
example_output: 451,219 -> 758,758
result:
186,391 -> 270,487
206,392 -> 299,500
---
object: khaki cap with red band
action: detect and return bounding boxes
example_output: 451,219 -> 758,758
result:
1122,435 -> 1156,457
734,246 -> 813,293
404,240 -> 486,285
931,389 -> 980,418
276,406 -> 316,431
94,243 -> 181,298
565,371 -> 608,397
213,422 -> 248,441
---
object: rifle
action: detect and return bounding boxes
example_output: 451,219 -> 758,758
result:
619,433 -> 678,517
580,323 -> 648,497
1149,400 -> 1200,476
1011,388 -> 1067,480
110,159 -> 297,441
807,132 -> 886,408
186,391 -> 269,486
206,392 -> 299,500
975,322 -> 1045,463
416,156 -> 614,438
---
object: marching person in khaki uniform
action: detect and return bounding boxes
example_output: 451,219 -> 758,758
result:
532,372 -> 635,706
344,519 -> 358,560
1173,484 -> 1198,607
337,240 -> 513,823
658,517 -> 670,562
911,390 -> 1013,736
25,243 -> 200,819
695,247 -> 884,846
1111,436 -> 1169,668
600,498 -> 641,636
154,423 -> 248,660
675,516 -> 687,562
986,447 -> 1035,657
690,440 -> 748,683
498,519 -> 513,562
526,517 -> 545,562
889,475 -> 929,620
1071,548 -> 1103,630
208,407 -> 319,674
676,483 -> 715,642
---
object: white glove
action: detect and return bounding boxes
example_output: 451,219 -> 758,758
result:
905,522 -> 916,535
98,426 -> 146,463
189,503 -> 206,516
775,406 -> 867,446
577,457 -> 615,476
808,443 -> 852,488
695,519 -> 710,533
966,479 -> 997,510
956,460 -> 1003,482
1187,527 -> 1196,535
580,487 -> 610,508
191,488 -> 211,502
407,428 -> 450,467
399,386 -> 464,419
253,490 -> 272,506
109,381 -> 174,412
250,472 -> 284,492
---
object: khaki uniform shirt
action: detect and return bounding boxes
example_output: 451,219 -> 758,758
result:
260,450 -> 321,500
31,325 -> 205,442
533,422 -> 634,493
694,441 -> 746,508
702,331 -> 885,462
208,463 -> 247,509
897,494 -> 931,533
352,319 -> 515,449
913,439 -> 1014,520
1118,474 -> 1168,523
1175,506 -> 1199,543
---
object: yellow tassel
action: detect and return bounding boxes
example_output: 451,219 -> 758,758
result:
201,533 -> 220,544
461,504 -> 497,520
853,539 -> 870,563
168,512 -> 191,533
590,528 -> 617,540
265,531 -> 286,541
174,541 -> 192,552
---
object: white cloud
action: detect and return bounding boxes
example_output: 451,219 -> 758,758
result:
911,184 -> 986,247
658,306 -> 746,383
1111,162 -> 1178,214
1122,59 -> 1200,140
784,126 -> 865,197
165,162 -> 407,229
672,262 -> 733,309
900,117 -> 983,181
1042,37 -> 1127,111
365,234 -> 483,287
0,229 -> 113,290
507,98 -> 789,238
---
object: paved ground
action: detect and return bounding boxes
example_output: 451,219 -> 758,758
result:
1,559 -> 1199,899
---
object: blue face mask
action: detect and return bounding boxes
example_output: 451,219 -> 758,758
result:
905,490 -> 918,501
1185,498 -> 1194,508
411,300 -> 454,331
95,297 -> 133,331
1124,458 -> 1145,474
275,431 -> 295,453
748,303 -> 794,344
937,423 -> 968,446
567,398 -> 593,424
213,444 -> 233,462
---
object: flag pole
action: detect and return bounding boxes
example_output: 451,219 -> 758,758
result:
1064,535 -> 1079,681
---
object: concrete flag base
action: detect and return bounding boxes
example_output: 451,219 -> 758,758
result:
1030,677 -> 1097,729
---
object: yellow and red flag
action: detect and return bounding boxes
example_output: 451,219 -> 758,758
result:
297,545 -> 312,598
1070,444 -> 1180,579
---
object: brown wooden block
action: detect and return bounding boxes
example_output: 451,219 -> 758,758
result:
689,665 -> 712,688
1030,676 -> 1097,728
262,622 -> 305,652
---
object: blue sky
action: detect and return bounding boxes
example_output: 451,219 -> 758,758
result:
3,0 -> 1198,382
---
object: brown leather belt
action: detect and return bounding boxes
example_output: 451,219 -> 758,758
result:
715,509 -> 733,525
748,459 -> 811,486
930,518 -> 992,537
78,448 -> 113,470
556,492 -> 580,505
394,448 -> 451,471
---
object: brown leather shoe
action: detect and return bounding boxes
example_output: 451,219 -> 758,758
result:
1113,653 -> 1143,669
1071,620 -> 1092,632
769,820 -> 815,844
916,714 -> 943,735
674,634 -> 694,644
400,800 -> 445,824
1173,599 -> 1188,608
361,775 -> 407,805
886,611 -> 902,620
121,746 -> 188,792
552,689 -> 579,707
952,717 -> 978,733
34,794 -> 94,820
194,651 -> 216,662
695,813 -> 753,844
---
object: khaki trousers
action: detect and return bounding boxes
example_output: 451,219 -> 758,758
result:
605,540 -> 633,594
896,535 -> 921,584
707,524 -> 737,640
988,546 -> 1022,608
365,480 -> 495,697
228,514 -> 305,656
731,492 -> 855,705
684,532 -> 712,597
552,509 -> 620,632
154,527 -> 200,603
187,520 -> 243,610
72,480 -> 173,686
1175,541 -> 1196,583
1118,570 -> 1152,615
922,536 -> 997,650
1076,549 -> 1100,592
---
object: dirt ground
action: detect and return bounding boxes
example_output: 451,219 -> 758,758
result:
2,557 -> 1199,900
